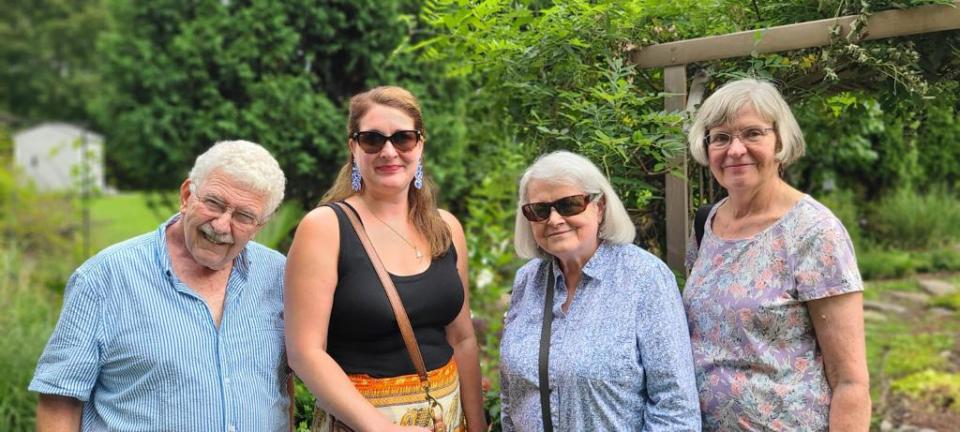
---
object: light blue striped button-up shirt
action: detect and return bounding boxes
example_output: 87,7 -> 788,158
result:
30,216 -> 290,431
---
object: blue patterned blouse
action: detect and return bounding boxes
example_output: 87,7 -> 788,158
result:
500,242 -> 701,431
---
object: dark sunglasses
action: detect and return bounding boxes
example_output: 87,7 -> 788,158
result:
521,193 -> 601,222
351,130 -> 422,154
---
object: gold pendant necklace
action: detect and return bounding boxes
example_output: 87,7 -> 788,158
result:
362,202 -> 423,260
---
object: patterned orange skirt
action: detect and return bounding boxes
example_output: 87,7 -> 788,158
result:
311,359 -> 466,432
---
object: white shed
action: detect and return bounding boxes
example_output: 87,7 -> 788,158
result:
13,123 -> 105,192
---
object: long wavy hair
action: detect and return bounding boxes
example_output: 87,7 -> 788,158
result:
320,86 -> 452,258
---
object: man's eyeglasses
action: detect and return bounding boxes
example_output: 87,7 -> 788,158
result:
703,127 -> 776,149
197,195 -> 262,228
351,130 -> 422,154
521,193 -> 601,222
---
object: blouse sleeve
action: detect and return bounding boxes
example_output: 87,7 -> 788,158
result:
500,261 -> 536,432
793,215 -> 863,302
637,261 -> 702,431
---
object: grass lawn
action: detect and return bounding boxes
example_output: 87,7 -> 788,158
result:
88,192 -> 177,253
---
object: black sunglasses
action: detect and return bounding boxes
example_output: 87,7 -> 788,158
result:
521,193 -> 601,222
351,130 -> 421,154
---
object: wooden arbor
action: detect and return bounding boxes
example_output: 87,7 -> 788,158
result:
630,1 -> 960,272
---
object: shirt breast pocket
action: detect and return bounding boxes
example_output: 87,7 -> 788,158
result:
241,327 -> 287,382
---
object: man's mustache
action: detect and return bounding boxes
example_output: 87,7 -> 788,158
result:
199,223 -> 235,245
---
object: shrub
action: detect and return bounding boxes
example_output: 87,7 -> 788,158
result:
858,249 -> 916,280
866,187 -> 960,250
915,248 -> 960,273
0,246 -> 60,431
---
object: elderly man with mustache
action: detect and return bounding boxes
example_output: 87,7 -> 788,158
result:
29,140 -> 292,432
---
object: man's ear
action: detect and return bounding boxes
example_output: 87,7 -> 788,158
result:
179,179 -> 192,212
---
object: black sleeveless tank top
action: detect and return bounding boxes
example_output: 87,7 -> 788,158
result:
326,203 -> 464,377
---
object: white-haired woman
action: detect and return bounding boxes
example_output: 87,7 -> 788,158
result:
683,78 -> 870,431
499,151 -> 701,431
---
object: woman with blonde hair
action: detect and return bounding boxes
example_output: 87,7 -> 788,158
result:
285,86 -> 486,432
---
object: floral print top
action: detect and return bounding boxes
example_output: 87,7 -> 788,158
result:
683,195 -> 863,431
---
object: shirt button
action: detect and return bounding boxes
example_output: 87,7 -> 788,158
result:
228,425 -> 236,432
224,377 -> 231,385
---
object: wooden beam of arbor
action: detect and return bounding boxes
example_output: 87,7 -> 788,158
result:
631,1 -> 960,68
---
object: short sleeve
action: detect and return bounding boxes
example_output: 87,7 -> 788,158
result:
29,271 -> 104,401
793,216 -> 863,302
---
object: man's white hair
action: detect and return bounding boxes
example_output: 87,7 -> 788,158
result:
514,151 -> 636,259
188,140 -> 286,216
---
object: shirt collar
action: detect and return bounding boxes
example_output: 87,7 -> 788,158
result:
547,240 -> 612,283
581,241 -> 612,282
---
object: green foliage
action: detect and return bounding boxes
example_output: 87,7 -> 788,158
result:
931,293 -> 960,312
858,249 -> 917,280
293,378 -> 315,431
913,248 -> 960,273
862,278 -> 921,301
255,201 -> 305,253
94,0 -> 473,208
0,246 -> 61,431
882,333 -> 954,378
484,388 -> 503,432
422,0 -> 689,250
463,141 -> 527,385
891,370 -> 960,414
0,0 -> 107,123
792,94 -> 914,198
857,247 -> 960,280
915,81 -> 960,190
0,169 -> 79,288
867,187 -> 960,250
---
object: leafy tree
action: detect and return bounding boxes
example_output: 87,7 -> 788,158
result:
0,0 -> 107,123
422,0 -> 958,245
95,0 -> 472,207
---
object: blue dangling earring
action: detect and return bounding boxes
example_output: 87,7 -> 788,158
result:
351,162 -> 362,191
414,159 -> 424,190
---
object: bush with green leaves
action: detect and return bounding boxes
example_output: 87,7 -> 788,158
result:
421,0 -> 692,252
94,0 -> 473,208
0,246 -> 62,431
866,187 -> 960,250
0,0 -> 107,123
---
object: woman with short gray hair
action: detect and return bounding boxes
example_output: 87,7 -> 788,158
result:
684,78 -> 869,431
500,151 -> 700,431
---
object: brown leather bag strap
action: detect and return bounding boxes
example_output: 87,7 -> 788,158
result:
331,202 -> 430,385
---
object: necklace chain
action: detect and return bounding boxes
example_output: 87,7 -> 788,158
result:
362,203 -> 423,261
